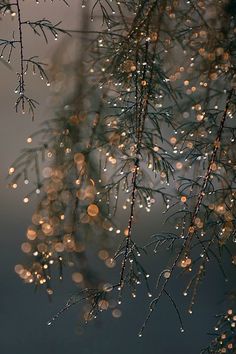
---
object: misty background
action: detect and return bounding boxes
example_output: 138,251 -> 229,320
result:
0,2 -> 233,353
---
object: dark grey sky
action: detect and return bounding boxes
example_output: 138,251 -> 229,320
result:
0,2 -> 232,353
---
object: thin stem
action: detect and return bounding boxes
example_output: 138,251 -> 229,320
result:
119,0 -> 165,287
140,88 -> 235,335
16,0 -> 25,112
185,88 -> 234,252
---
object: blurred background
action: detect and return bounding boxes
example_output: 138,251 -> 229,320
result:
0,2 -> 233,353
